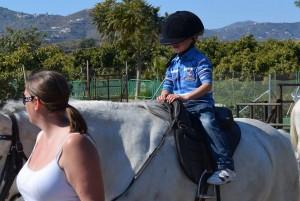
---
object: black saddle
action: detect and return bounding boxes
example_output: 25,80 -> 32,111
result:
166,101 -> 241,184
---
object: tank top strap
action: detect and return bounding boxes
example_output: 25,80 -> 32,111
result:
56,133 -> 80,161
55,133 -> 96,161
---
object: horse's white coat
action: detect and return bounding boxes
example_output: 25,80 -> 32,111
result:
0,100 -> 299,201
291,100 -> 300,169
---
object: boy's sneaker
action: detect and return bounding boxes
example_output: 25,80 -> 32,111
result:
207,169 -> 236,185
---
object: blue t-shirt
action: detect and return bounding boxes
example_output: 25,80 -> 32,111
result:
163,46 -> 215,106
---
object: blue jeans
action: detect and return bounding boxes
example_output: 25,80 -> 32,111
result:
184,101 -> 235,171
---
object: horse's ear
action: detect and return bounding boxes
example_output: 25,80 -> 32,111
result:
0,113 -> 12,132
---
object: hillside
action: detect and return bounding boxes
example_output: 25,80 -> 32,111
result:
204,20 -> 300,41
1,7 -> 300,42
0,7 -> 98,43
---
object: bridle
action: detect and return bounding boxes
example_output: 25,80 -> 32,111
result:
0,112 -> 27,201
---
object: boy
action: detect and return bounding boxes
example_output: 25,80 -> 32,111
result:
157,11 -> 236,185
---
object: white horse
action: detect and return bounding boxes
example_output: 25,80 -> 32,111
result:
291,99 -> 300,170
0,100 -> 299,201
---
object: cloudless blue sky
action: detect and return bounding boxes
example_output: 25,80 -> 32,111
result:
1,0 -> 300,29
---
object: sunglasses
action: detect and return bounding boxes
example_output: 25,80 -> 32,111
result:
22,93 -> 35,105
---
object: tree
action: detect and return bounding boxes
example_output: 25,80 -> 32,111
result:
79,38 -> 98,49
35,45 -> 72,78
91,0 -> 162,98
0,28 -> 46,54
0,44 -> 33,106
295,0 -> 300,7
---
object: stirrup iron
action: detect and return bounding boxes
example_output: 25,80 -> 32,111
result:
196,170 -> 216,200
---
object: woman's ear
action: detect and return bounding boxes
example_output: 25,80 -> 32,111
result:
34,97 -> 40,110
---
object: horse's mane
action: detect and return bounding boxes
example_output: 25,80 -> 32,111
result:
1,100 -> 173,124
142,101 -> 173,123
70,100 -> 173,123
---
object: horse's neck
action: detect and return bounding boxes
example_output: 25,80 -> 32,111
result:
71,101 -> 173,199
15,111 -> 40,157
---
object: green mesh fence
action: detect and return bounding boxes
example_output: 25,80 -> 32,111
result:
128,79 -> 162,99
70,72 -> 299,114
70,80 -> 88,100
69,71 -> 300,131
70,78 -> 163,100
71,77 -> 299,104
90,78 -> 123,99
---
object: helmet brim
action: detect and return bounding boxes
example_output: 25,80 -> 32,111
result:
159,37 -> 187,45
159,30 -> 204,45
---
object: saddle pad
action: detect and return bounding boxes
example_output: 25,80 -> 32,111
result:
171,101 -> 241,184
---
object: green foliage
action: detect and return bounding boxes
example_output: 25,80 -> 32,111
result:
91,0 -> 161,50
1,3 -> 300,105
91,0 -> 162,96
0,27 -> 46,54
207,35 -> 300,80
79,38 -> 98,49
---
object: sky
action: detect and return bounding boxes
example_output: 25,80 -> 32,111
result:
0,0 -> 300,29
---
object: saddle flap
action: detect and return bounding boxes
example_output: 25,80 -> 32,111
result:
169,101 -> 241,184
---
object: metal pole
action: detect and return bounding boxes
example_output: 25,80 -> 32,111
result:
151,78 -> 165,100
22,65 -> 26,83
87,60 -> 90,99
269,74 -> 272,103
126,61 -> 128,76
268,74 -> 272,116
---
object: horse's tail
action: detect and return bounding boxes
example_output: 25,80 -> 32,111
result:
290,105 -> 298,151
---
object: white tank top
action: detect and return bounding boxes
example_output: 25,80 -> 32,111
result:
17,133 -> 92,201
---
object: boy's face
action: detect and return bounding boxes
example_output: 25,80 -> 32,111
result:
171,38 -> 194,54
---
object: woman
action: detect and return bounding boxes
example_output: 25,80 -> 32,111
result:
17,70 -> 105,201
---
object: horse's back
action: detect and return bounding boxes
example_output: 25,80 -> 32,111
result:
70,101 -> 299,201
226,118 -> 299,201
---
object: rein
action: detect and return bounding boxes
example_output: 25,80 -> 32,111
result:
0,112 -> 27,201
111,109 -> 175,201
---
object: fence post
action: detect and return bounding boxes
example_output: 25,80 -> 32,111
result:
93,77 -> 97,99
86,60 -> 90,99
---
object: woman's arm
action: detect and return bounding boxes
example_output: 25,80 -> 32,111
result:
60,134 -> 105,201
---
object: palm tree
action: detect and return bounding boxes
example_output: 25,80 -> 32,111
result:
91,0 -> 162,98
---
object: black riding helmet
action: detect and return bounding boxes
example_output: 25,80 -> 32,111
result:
160,11 -> 204,45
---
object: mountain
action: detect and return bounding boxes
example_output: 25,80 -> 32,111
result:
0,7 -> 98,43
204,20 -> 300,41
1,7 -> 300,43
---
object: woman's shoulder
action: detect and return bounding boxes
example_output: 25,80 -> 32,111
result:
63,133 -> 93,149
61,133 -> 99,164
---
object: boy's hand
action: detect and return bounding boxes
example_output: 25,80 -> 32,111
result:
165,94 -> 189,103
156,94 -> 167,102
156,90 -> 169,102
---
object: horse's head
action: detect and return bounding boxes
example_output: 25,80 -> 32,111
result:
0,112 -> 13,163
0,101 -> 40,200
